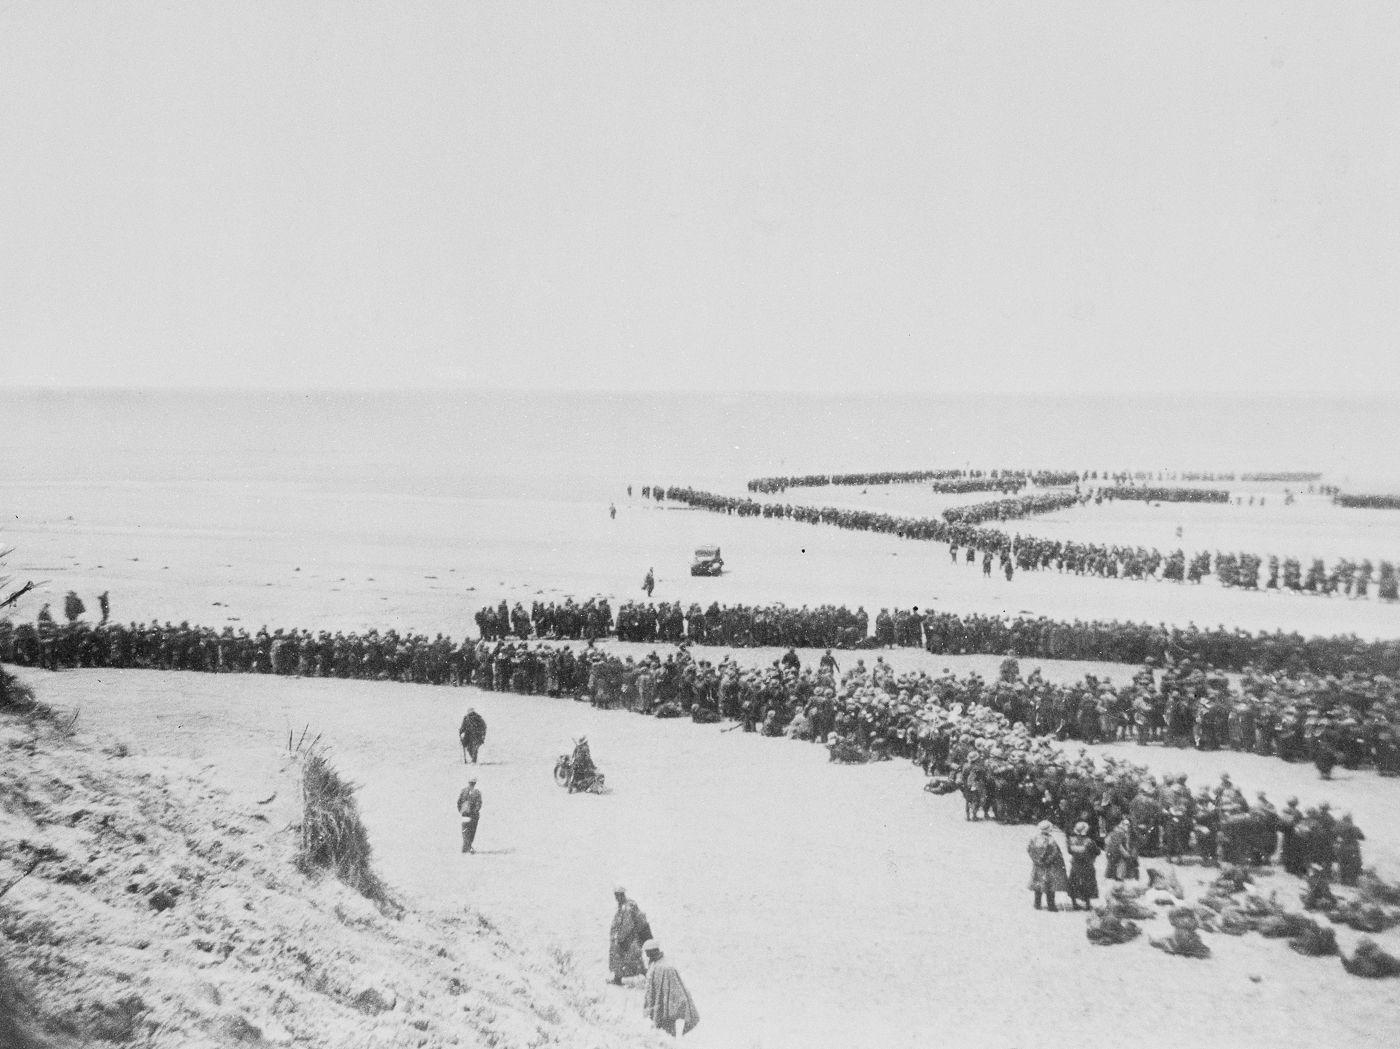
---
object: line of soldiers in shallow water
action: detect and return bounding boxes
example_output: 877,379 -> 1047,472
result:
741,469 -> 1321,494
655,485 -> 1400,598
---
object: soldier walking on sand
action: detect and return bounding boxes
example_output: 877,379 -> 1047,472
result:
457,778 -> 482,854
609,887 -> 652,985
643,568 -> 655,598
459,707 -> 487,764
642,940 -> 700,1038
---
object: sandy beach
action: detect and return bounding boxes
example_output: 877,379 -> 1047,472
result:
14,659 -> 1400,1049
8,475 -> 1400,643
7,1 -> 1400,1043
5,392 -> 1400,1048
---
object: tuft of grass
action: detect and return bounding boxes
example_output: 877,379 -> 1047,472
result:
0,669 -> 46,718
0,669 -> 77,735
296,746 -> 393,910
0,954 -> 59,1049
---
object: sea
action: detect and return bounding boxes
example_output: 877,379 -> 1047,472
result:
3,389 -> 1397,501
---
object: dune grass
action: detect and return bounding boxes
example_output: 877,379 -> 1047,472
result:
0,668 -> 43,718
0,954 -> 57,1049
296,745 -> 394,910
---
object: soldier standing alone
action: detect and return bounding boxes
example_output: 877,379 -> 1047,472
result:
457,778 -> 482,854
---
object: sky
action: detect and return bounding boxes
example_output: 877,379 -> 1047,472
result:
1,1 -> 1397,394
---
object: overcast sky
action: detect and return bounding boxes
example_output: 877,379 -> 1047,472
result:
2,2 -> 1397,393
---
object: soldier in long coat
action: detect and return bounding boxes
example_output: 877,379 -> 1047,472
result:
1027,820 -> 1069,911
642,941 -> 700,1037
1066,821 -> 1101,909
1103,817 -> 1139,881
459,708 -> 487,764
608,888 -> 651,984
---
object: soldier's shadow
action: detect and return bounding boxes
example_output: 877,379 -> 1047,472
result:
469,847 -> 516,855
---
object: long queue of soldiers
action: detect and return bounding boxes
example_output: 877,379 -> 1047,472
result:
1099,486 -> 1229,504
9,599 -> 1400,782
13,595 -> 1400,681
929,478 -> 1025,495
1336,493 -> 1400,511
587,599 -> 1400,677
656,485 -> 1400,600
942,491 -> 1082,525
741,468 -> 1131,494
18,595 -> 1400,683
742,469 -> 1321,494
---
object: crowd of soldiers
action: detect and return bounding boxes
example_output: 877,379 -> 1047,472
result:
942,491 -> 1081,526
946,657 -> 1400,777
618,601 -> 1400,678
488,598 -> 1400,676
1099,486 -> 1229,504
474,598 -> 613,642
9,600 -> 1400,782
1336,493 -> 1400,511
743,468 -> 1097,494
746,469 -> 967,493
612,600 -> 870,648
743,469 -> 1332,496
929,477 -> 1025,495
657,485 -> 1400,600
16,595 -> 1400,684
2,599 -> 1386,911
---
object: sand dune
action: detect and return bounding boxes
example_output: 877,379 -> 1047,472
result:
17,663 -> 1400,1049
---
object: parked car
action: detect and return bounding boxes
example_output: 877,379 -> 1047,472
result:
690,546 -> 724,576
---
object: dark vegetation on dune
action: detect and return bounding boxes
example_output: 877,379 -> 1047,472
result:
296,742 -> 396,912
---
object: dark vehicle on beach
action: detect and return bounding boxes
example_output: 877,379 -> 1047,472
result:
690,546 -> 724,576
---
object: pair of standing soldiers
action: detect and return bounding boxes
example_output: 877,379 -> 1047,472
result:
456,707 -> 489,852
611,888 -> 699,1038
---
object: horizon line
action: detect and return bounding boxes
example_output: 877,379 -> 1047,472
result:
0,383 -> 1392,403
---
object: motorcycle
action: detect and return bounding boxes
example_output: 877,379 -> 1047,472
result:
554,753 -> 606,794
